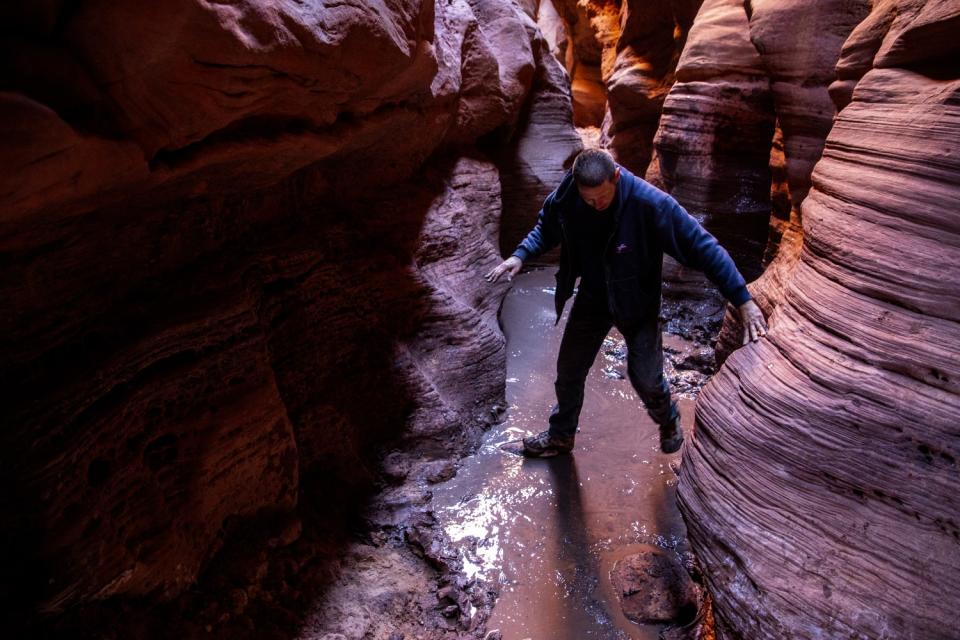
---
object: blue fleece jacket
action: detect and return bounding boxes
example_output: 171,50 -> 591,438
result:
512,166 -> 751,326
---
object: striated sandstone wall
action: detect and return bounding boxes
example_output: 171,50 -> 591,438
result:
536,0 -> 703,176
544,0 -> 619,128
651,0 -> 869,344
0,0 -> 577,628
654,0 -> 775,280
651,0 -> 776,337
491,0 -> 584,256
605,0 -> 702,175
681,1 -> 960,637
714,0 -> 872,360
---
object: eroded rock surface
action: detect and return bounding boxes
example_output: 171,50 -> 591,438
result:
535,0 -> 703,177
714,0 -> 872,360
681,1 -> 960,637
605,0 -> 702,175
652,0 -> 776,341
490,7 -> 583,257
654,0 -> 774,279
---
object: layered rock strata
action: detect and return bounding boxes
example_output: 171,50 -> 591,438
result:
681,1 -> 960,637
605,0 -> 702,175
652,0 -> 775,338
490,9 -> 583,257
715,0 -> 872,359
0,0 -> 578,634
546,0 -> 619,128
654,0 -> 775,280
539,0 -> 703,177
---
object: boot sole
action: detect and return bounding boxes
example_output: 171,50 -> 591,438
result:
521,446 -> 572,458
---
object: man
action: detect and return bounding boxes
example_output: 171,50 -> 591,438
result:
485,149 -> 767,456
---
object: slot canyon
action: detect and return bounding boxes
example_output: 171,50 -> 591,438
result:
1,0 -> 957,639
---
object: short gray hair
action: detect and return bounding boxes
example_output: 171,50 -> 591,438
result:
573,149 -> 616,187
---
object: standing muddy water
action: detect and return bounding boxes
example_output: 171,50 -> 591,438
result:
431,268 -> 704,639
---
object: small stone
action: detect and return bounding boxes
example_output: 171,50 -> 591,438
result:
424,460 -> 457,484
382,451 -> 414,481
267,515 -> 302,548
442,604 -> 460,617
483,631 -> 503,640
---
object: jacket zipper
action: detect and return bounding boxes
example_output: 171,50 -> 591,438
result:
603,195 -> 623,315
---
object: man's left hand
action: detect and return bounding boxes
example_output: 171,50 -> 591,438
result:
738,299 -> 768,345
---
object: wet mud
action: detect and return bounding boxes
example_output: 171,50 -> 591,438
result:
431,268 -> 713,639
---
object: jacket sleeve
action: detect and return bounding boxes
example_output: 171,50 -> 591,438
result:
511,188 -> 564,263
656,197 -> 752,306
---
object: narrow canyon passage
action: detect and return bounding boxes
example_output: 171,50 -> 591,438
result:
5,0 -> 958,636
431,268 -> 700,639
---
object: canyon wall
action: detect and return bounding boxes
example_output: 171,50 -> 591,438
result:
534,0 -> 703,177
679,0 -> 960,637
605,0 -> 702,175
713,0 -> 873,359
653,0 -> 775,281
651,0 -> 778,337
0,0 -> 577,632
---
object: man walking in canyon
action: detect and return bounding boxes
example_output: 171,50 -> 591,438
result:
485,149 -> 767,456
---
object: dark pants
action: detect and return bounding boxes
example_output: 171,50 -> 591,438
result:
548,291 -> 678,438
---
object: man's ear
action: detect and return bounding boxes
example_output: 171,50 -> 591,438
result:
613,167 -> 621,184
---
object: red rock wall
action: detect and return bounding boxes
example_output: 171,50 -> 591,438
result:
544,0 -> 619,128
651,0 -> 777,337
680,1 -> 960,637
0,0 -> 577,622
605,0 -> 702,175
654,0 -> 775,279
714,0 -> 872,360
536,0 -> 702,177
491,1 -> 584,256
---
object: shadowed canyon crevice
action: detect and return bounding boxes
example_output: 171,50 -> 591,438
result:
2,0 -> 959,638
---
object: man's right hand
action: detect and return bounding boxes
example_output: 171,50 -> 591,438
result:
738,299 -> 768,345
484,256 -> 523,283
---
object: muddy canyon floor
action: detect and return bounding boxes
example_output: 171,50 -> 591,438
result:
431,268 -> 706,640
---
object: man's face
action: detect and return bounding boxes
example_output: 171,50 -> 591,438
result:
577,168 -> 620,211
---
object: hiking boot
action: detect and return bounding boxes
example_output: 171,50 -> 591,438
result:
521,429 -> 575,457
659,418 -> 684,454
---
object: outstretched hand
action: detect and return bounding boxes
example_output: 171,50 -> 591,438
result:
738,299 -> 768,345
484,256 -> 523,283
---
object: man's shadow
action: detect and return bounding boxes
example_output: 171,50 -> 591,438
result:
523,454 -> 621,639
